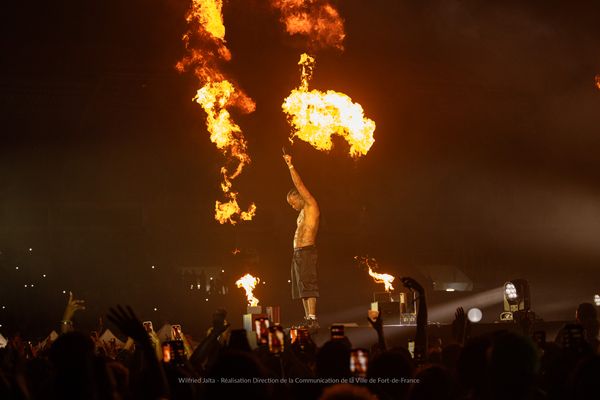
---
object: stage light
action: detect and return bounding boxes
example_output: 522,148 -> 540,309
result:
500,279 -> 532,322
30,284 -> 34,288
15,266 -> 19,270
467,308 -> 483,323
153,307 -> 158,311
446,288 -> 455,292
262,281 -> 266,285
205,298 -> 208,302
42,274 -> 46,278
62,290 -> 66,294
594,295 -> 600,306
24,284 -> 28,288
1,306 -> 5,309
29,248 -> 32,252
287,280 -> 291,283
504,283 -> 518,302
151,265 -> 155,269
221,269 -> 225,273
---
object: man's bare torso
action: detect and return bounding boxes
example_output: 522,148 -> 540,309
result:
294,207 -> 319,248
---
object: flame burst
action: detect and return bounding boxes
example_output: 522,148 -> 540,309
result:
271,0 -> 346,51
355,256 -> 395,292
273,0 -> 375,157
236,273 -> 260,307
177,0 -> 256,224
282,54 -> 376,158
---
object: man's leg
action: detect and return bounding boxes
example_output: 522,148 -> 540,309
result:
306,297 -> 317,318
298,247 -> 319,330
305,297 -> 319,332
301,298 -> 309,318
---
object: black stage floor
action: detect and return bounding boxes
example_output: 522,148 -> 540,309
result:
310,320 -> 567,348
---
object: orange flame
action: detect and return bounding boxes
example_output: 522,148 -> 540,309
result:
596,74 -> 600,90
187,0 -> 225,40
355,256 -> 395,292
282,53 -> 376,158
368,268 -> 395,293
235,273 -> 260,307
271,0 -> 346,50
177,0 -> 256,224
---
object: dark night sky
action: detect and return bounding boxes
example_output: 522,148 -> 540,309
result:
2,0 -> 600,325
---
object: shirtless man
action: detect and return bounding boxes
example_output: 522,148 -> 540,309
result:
283,154 -> 320,331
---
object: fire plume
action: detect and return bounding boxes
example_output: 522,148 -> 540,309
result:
271,0 -> 346,50
282,53 -> 376,158
235,273 -> 260,307
368,268 -> 395,293
355,256 -> 395,292
177,0 -> 256,224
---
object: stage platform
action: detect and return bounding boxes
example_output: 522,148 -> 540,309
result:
310,320 -> 567,348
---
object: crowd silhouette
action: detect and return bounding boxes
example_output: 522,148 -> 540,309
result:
1,278 -> 598,400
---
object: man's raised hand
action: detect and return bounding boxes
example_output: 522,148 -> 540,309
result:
107,305 -> 148,345
401,277 -> 425,294
212,308 -> 230,336
283,154 -> 293,168
63,291 -> 85,322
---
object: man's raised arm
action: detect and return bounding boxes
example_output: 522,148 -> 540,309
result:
283,154 -> 317,207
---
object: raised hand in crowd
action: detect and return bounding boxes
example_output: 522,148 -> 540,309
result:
367,310 -> 386,352
107,305 -> 170,400
211,308 -> 230,337
61,291 -> 85,333
401,276 -> 428,365
107,305 -> 148,346
401,277 -> 425,295
452,307 -> 470,345
190,308 -> 230,374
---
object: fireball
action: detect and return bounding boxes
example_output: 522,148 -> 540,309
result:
282,53 -> 376,158
236,273 -> 261,307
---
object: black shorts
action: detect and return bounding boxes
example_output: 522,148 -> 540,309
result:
290,245 -> 320,300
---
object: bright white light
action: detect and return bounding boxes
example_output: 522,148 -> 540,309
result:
221,269 -> 224,273
287,280 -> 291,283
153,307 -> 158,311
62,290 -> 66,294
15,266 -> 19,270
1,306 -> 5,309
446,288 -> 455,292
263,281 -> 266,285
24,284 -> 28,288
42,274 -> 46,278
151,265 -> 155,269
205,298 -> 208,302
467,308 -> 483,323
505,283 -> 518,300
594,295 -> 600,306
30,284 -> 34,288
29,248 -> 33,252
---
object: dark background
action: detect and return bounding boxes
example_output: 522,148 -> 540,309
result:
2,0 -> 600,337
